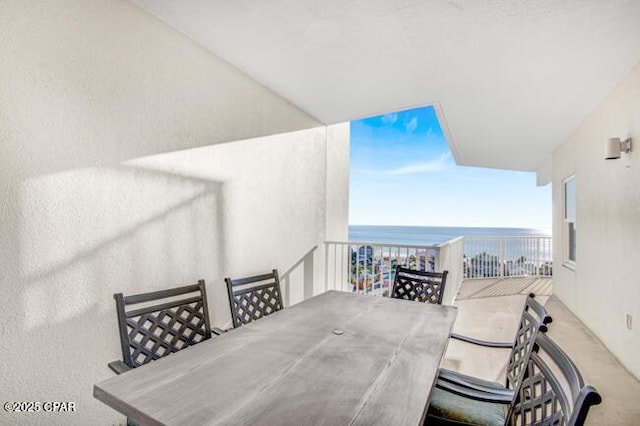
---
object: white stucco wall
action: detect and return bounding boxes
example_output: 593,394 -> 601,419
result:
552,60 -> 640,380
0,1 -> 350,425
0,0 -> 320,182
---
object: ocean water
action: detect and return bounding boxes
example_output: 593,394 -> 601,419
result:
349,225 -> 550,246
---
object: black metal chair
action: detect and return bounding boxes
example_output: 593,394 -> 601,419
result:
436,294 -> 552,403
391,266 -> 448,304
225,269 -> 284,328
108,280 -> 214,374
426,332 -> 602,426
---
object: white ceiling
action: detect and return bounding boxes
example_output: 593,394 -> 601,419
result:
133,0 -> 640,175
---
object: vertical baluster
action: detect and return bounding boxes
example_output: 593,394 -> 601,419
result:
476,237 -> 480,278
340,243 -> 345,290
475,237 -> 479,278
406,246 -> 410,269
540,237 -> 547,276
388,246 -> 392,292
469,237 -> 473,279
371,244 -> 375,294
466,237 -> 470,278
474,238 -> 481,276
531,237 -> 535,276
373,244 -> 377,296
339,244 -> 344,291
355,244 -> 360,294
524,237 -> 528,277
499,237 -> 504,278
345,244 -> 350,291
529,237 -> 533,276
325,243 -> 330,292
533,237 -> 537,276
360,244 -> 364,294
353,244 -> 358,292
336,243 -> 340,291
432,246 -> 437,273
532,238 -> 535,275
548,237 -> 552,276
368,245 -> 373,296
523,237 -> 527,276
378,245 -> 382,296
338,243 -> 341,289
343,243 -> 347,292
337,243 -> 341,290
471,237 -> 474,279
395,246 -> 399,284
366,244 -> 370,295
461,236 -> 470,280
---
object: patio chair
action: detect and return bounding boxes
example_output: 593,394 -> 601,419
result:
436,294 -> 552,403
108,280 -> 215,374
225,269 -> 284,328
391,266 -> 448,304
426,332 -> 602,426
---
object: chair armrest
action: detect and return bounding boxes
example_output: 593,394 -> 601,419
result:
438,368 -> 514,400
212,327 -> 229,336
450,332 -> 513,348
108,360 -> 132,375
436,378 -> 514,403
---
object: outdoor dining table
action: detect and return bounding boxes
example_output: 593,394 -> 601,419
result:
94,290 -> 458,426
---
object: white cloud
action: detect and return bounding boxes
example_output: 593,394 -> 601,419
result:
405,116 -> 418,133
386,152 -> 452,175
381,113 -> 398,125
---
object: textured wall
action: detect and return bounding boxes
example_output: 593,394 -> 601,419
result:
0,0 -> 351,425
0,0 -> 319,182
552,60 -> 640,379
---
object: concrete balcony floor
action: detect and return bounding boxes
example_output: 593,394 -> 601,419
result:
442,278 -> 640,425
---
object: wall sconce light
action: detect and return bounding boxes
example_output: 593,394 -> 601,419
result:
605,137 -> 632,160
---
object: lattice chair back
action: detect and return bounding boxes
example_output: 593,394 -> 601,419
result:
504,294 -> 553,390
391,266 -> 448,304
509,333 -> 602,426
225,269 -> 284,328
114,280 -> 212,369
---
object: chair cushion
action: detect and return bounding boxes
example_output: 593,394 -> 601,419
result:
426,387 -> 508,426
439,368 -> 506,390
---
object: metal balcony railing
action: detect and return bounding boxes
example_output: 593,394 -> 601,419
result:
463,236 -> 552,278
324,237 -> 464,304
323,235 -> 551,304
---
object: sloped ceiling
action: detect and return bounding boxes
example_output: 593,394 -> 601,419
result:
132,0 -> 640,176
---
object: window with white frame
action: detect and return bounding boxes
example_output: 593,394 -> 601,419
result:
564,176 -> 576,265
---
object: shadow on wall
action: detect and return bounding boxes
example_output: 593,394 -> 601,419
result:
280,245 -> 318,306
1,123 -> 332,424
2,163 -> 226,424
2,156 -> 327,424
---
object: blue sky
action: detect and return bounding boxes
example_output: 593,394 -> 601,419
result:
349,106 -> 551,230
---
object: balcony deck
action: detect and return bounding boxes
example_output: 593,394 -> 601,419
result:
447,278 -> 640,425
456,277 -> 553,300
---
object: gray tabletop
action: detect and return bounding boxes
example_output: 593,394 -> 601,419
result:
94,290 -> 457,426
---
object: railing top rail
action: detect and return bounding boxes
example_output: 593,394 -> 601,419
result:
436,236 -> 464,247
463,235 -> 551,240
324,240 -> 441,250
